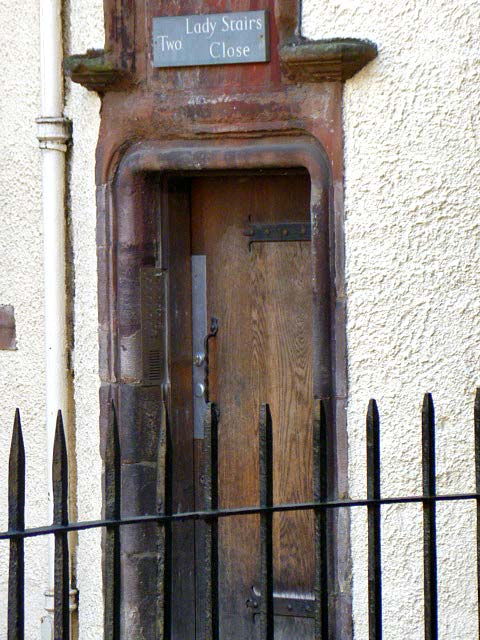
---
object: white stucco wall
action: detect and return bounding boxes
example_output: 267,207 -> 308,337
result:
65,0 -> 104,637
0,0 -> 49,637
303,1 -> 480,638
0,0 -> 104,636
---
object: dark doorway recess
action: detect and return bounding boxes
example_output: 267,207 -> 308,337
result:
163,169 -> 314,638
101,137 -> 350,639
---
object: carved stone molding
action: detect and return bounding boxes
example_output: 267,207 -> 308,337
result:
279,38 -> 378,82
64,49 -> 134,93
66,41 -> 378,93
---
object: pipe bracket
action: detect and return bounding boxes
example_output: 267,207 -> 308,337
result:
36,117 -> 72,152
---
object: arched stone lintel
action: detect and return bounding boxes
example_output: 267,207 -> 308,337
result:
108,136 -> 332,398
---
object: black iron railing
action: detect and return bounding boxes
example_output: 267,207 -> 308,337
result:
2,392 -> 480,639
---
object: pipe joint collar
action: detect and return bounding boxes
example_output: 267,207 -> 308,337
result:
36,117 -> 72,152
43,588 -> 79,613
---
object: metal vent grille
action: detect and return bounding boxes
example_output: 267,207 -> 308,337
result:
140,267 -> 168,386
148,349 -> 163,381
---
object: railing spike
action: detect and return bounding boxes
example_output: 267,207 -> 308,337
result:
259,403 -> 274,640
204,402 -> 219,640
157,400 -> 172,639
314,398 -> 329,639
367,399 -> 382,640
105,401 -> 121,518
104,400 -> 121,640
474,388 -> 480,492
53,410 -> 70,640
9,409 -> 25,528
422,393 -> 438,640
8,408 -> 25,640
53,410 -> 68,521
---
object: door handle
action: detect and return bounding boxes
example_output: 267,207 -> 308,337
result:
203,317 -> 218,404
192,317 -> 218,403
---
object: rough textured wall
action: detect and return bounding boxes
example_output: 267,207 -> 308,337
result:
303,1 -> 480,638
0,0 -> 49,636
65,0 -> 104,636
0,0 -> 104,634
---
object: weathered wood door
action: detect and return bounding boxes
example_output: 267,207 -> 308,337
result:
165,170 -> 315,639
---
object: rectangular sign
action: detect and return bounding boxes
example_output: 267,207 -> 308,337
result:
153,11 -> 270,68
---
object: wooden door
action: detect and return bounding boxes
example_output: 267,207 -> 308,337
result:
166,170 -> 315,639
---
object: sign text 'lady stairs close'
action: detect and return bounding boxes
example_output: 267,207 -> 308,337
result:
153,11 -> 270,68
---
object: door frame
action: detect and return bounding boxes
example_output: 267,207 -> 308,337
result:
98,134 -> 351,637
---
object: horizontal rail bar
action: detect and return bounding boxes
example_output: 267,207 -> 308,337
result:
1,492 -> 479,540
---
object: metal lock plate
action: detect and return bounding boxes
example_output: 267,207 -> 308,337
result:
192,256 -> 207,438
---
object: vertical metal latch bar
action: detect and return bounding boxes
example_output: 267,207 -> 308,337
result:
104,401 -> 121,640
314,399 -> 329,639
53,410 -> 70,640
259,404 -> 274,640
422,393 -> 438,640
367,399 -> 382,640
8,409 -> 25,640
192,256 -> 207,438
204,403 -> 219,640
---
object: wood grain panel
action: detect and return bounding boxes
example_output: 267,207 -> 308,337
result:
253,240 -> 314,593
191,172 -> 313,639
